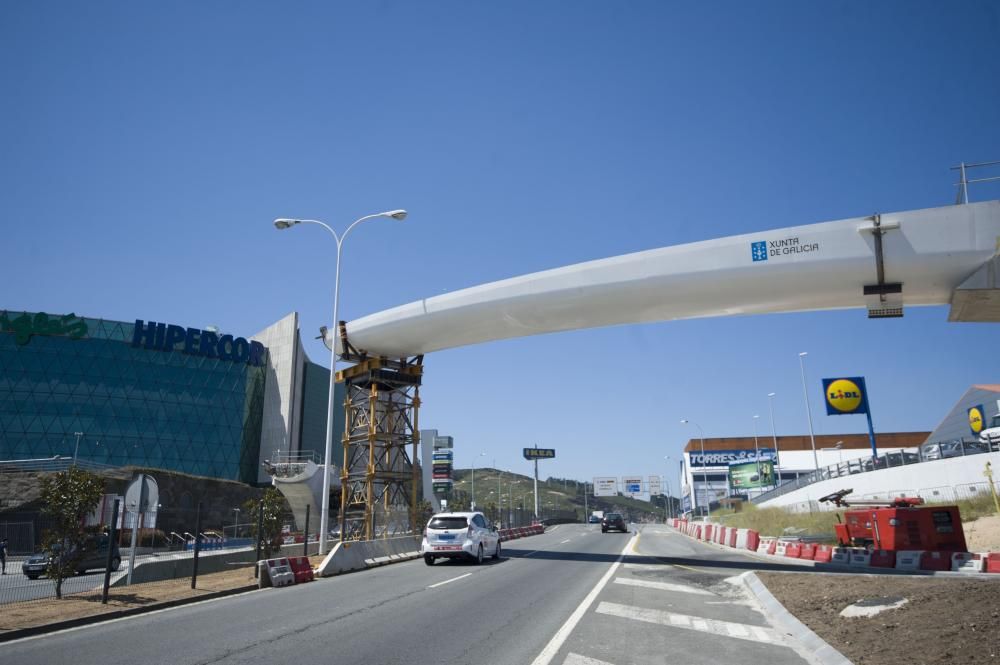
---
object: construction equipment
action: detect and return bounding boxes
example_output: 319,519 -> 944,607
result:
819,489 -> 967,552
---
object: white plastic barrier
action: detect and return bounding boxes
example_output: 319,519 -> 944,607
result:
848,549 -> 872,567
895,550 -> 924,571
262,557 -> 295,587
952,552 -> 985,573
774,541 -> 788,557
831,547 -> 850,565
735,529 -> 749,550
757,538 -> 775,555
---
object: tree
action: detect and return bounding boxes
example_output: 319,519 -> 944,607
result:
244,488 -> 287,559
40,467 -> 106,599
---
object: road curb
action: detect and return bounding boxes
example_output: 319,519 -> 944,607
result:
0,584 -> 259,643
733,571 -> 853,665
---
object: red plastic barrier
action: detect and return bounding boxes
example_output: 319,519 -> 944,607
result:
986,553 -> 1000,573
703,525 -> 713,541
869,550 -> 896,568
798,543 -> 816,560
814,545 -> 833,563
287,556 -> 315,583
694,526 -> 702,539
728,529 -> 738,548
784,542 -> 802,558
746,530 -> 760,552
716,527 -> 726,544
920,551 -> 954,571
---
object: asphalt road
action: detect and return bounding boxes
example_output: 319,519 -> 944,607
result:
4,524 -> 818,665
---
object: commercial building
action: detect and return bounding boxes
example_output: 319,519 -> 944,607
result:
0,309 -> 343,485
678,431 -> 930,515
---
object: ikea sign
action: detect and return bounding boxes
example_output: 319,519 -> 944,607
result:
132,320 -> 266,367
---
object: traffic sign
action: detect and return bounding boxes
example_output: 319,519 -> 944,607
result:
622,477 -> 643,496
593,477 -> 617,496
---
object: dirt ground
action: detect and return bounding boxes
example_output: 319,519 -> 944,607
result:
965,514 -> 1000,552
759,571 -> 1000,665
0,553 -> 327,635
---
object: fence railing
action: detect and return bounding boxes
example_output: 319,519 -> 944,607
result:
752,438 -> 998,505
0,457 -> 119,474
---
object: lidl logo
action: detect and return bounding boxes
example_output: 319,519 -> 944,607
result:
969,405 -> 985,435
751,241 -> 768,262
822,376 -> 869,415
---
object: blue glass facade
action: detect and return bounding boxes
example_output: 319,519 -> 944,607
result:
0,311 -> 266,483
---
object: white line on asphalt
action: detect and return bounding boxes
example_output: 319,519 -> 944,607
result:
560,539 -> 572,544
563,653 -> 616,665
530,534 -> 636,665
613,577 -> 716,596
428,573 -> 472,589
622,562 -> 663,570
595,602 -> 786,647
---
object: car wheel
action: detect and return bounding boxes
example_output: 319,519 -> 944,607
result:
493,541 -> 501,560
110,556 -> 121,572
602,528 -> 607,533
423,555 -> 435,566
474,544 -> 483,565
26,574 -> 39,580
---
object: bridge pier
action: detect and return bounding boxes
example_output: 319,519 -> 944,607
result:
336,327 -> 423,541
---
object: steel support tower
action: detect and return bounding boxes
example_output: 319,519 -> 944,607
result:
336,325 -> 423,541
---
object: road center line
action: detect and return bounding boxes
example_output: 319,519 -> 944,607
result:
530,534 -> 637,665
428,573 -> 472,589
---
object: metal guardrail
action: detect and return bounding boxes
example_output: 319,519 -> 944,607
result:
752,438 -> 998,504
0,457 -> 119,474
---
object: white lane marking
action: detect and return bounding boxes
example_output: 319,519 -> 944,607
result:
613,577 -> 716,596
623,562 -> 663,570
530,535 -> 637,665
560,539 -> 572,544
428,573 -> 472,589
595,602 -> 786,647
563,653 -> 616,665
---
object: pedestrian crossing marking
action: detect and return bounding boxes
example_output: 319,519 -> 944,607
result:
613,577 -> 716,596
595,602 -> 787,647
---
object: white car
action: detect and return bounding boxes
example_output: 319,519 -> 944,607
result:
422,511 -> 501,565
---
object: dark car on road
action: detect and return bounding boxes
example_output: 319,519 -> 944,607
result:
601,512 -> 627,533
22,534 -> 122,579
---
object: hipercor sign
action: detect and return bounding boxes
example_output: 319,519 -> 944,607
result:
132,320 -> 266,367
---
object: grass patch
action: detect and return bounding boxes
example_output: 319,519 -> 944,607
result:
713,491 -> 1000,541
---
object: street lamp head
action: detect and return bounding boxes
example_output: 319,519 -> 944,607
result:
798,351 -> 808,357
768,392 -> 776,397
753,414 -> 760,419
384,209 -> 408,221
274,218 -> 300,230
680,419 -> 689,424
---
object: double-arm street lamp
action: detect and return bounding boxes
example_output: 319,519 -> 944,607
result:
471,452 -> 486,510
274,209 -> 407,554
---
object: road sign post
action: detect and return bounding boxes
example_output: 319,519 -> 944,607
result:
523,446 -> 555,521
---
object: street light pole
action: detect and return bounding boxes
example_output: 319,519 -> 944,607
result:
471,452 -> 485,510
681,419 -> 709,520
232,508 -> 240,539
274,209 -> 408,554
73,431 -> 83,467
663,456 -> 672,521
798,352 -> 820,470
767,392 -> 779,485
752,415 -> 761,498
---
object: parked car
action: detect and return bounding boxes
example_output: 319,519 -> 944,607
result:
601,512 -> 627,533
421,511 -> 501,565
588,515 -> 601,524
22,534 -> 122,579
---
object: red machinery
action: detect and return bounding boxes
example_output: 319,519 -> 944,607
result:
818,489 -> 967,552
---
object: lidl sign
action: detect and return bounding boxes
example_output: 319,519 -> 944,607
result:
969,405 -> 985,435
523,448 -> 556,460
822,376 -> 870,416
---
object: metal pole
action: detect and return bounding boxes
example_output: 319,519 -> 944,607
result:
798,352 -> 820,470
471,459 -> 476,511
324,236 -> 344,553
767,392 -> 779,477
232,508 -> 240,539
533,458 -> 539,521
101,498 -> 120,604
752,415 -> 761,498
583,482 -> 588,524
303,503 -> 310,557
254,500 -> 263,578
126,507 -> 139,586
191,502 -> 203,589
73,431 -> 83,466
496,460 -> 500,525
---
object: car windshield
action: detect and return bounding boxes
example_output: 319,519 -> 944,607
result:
428,517 -> 469,530
606,514 -> 622,520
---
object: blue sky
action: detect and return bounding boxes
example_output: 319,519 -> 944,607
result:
3,1 -> 1000,489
